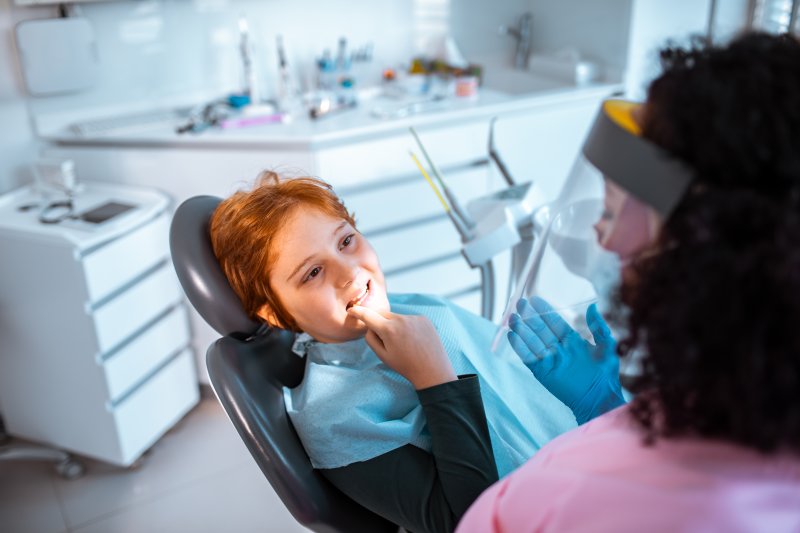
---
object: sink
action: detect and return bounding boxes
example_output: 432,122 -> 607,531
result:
481,67 -> 570,95
477,50 -> 609,96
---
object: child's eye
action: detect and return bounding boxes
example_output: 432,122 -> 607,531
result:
304,267 -> 321,283
339,234 -> 355,250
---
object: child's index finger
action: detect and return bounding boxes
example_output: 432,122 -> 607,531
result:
347,305 -> 391,330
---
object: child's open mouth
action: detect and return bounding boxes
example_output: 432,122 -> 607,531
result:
346,280 -> 371,311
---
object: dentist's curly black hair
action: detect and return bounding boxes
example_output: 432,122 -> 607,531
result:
619,32 -> 800,452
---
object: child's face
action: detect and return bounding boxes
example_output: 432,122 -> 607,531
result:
262,208 -> 391,343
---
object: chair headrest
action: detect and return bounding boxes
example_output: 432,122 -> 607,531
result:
170,195 -> 262,338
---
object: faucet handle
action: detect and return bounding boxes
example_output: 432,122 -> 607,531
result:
500,12 -> 533,69
498,24 -> 519,39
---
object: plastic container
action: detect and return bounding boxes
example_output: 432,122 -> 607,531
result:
454,75 -> 479,99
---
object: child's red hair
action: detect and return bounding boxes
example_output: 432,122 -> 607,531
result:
210,171 -> 356,330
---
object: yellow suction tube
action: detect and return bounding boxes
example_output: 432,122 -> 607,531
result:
409,150 -> 450,213
409,150 -> 472,238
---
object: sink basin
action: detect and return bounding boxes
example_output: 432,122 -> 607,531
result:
482,68 -> 569,95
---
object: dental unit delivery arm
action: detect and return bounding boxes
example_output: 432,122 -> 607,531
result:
320,375 -> 498,533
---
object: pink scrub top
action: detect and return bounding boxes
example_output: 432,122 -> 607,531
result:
457,405 -> 800,532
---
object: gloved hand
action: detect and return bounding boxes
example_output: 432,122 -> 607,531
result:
507,297 -> 626,424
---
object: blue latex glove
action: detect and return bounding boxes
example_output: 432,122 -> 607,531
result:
507,297 -> 626,424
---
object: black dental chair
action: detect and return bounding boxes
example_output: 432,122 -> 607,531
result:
169,196 -> 397,533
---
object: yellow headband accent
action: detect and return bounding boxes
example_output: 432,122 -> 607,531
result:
603,99 -> 642,136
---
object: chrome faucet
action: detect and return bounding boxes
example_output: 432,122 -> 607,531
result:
499,13 -> 533,69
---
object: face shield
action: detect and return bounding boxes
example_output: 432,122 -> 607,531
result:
495,99 -> 693,343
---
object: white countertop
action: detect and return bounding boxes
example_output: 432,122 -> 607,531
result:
0,182 -> 169,251
40,78 -> 623,151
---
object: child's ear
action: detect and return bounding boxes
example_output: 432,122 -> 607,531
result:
256,304 -> 280,327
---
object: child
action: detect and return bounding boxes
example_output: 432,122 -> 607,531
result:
210,171 -> 575,533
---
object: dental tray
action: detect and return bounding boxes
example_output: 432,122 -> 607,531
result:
70,108 -> 190,137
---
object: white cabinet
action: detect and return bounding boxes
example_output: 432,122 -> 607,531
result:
0,181 -> 198,466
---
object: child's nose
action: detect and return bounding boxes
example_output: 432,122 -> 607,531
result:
336,260 -> 362,289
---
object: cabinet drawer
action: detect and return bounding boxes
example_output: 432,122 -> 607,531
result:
341,166 -> 491,234
103,305 -> 191,402
83,213 -> 170,303
387,255 -> 479,297
317,122 -> 489,188
369,217 -> 461,274
113,348 -> 198,465
93,265 -> 182,354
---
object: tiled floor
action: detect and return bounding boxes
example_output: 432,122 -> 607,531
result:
0,397 -> 310,533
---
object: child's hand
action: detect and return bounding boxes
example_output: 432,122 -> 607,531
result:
347,305 -> 456,390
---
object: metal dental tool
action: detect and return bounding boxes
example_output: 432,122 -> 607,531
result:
409,150 -> 472,239
409,150 -> 500,319
408,123 -> 551,322
409,127 -> 475,232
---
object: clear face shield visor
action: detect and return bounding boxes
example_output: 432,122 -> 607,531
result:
496,99 -> 693,342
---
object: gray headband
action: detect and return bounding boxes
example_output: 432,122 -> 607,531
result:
582,102 -> 694,217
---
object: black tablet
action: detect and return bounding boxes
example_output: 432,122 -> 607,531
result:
79,201 -> 136,224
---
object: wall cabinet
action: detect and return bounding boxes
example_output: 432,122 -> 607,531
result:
0,181 -> 198,466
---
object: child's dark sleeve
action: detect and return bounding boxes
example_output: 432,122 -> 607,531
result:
319,374 -> 498,533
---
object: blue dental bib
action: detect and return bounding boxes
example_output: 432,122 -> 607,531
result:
284,293 -> 576,477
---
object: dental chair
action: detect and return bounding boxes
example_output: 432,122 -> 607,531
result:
169,196 -> 397,533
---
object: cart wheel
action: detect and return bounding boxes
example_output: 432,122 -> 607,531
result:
56,457 -> 85,480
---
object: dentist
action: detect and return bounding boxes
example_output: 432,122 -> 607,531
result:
349,32 -> 800,531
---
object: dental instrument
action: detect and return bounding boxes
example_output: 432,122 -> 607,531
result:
409,127 -> 475,231
409,148 -> 502,319
410,126 -> 548,321
408,150 -> 472,238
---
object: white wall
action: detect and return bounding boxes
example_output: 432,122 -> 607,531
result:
710,0 -> 750,44
527,0 -> 633,74
21,0 -> 418,130
451,0 -> 633,78
0,0 -> 49,194
623,0 -> 713,100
